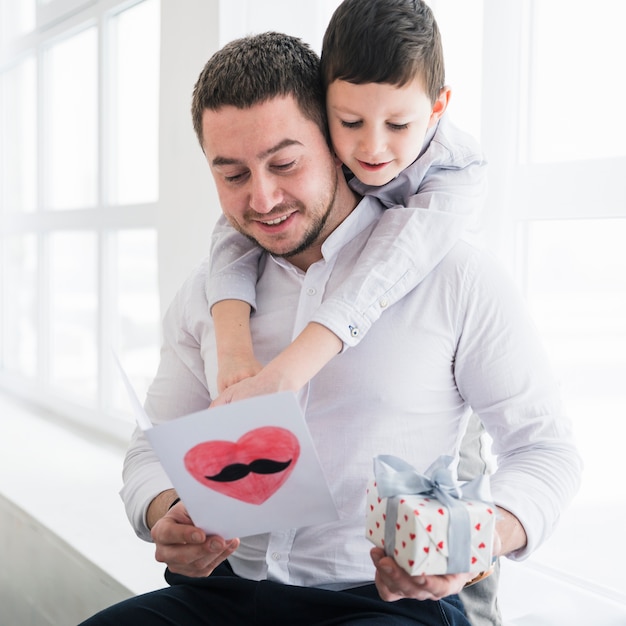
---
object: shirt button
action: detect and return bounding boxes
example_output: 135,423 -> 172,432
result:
306,287 -> 316,296
379,298 -> 388,308
271,552 -> 281,561
349,325 -> 360,338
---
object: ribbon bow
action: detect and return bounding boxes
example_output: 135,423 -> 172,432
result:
373,454 -> 493,574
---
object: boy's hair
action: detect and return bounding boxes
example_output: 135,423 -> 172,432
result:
191,32 -> 328,150
320,0 -> 445,103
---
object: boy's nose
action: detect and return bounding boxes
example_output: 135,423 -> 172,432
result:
359,128 -> 387,159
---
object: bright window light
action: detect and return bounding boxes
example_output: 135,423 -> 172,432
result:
110,0 -> 160,205
529,0 -> 626,163
1,57 -> 36,213
48,231 -> 98,402
44,27 -> 98,210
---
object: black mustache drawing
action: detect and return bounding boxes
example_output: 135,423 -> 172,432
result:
205,458 -> 293,482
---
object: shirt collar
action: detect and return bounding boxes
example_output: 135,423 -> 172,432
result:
320,195 -> 382,261
269,195 -> 383,273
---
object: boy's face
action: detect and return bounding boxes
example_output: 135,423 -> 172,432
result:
326,78 -> 449,186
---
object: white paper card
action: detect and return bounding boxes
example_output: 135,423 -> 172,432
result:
116,356 -> 338,539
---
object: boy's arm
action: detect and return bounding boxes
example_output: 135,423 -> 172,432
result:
212,123 -> 486,404
212,299 -> 262,393
314,119 -> 487,350
208,215 -> 263,391
211,322 -> 341,406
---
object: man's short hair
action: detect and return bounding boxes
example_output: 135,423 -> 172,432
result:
191,32 -> 328,150
320,0 -> 445,103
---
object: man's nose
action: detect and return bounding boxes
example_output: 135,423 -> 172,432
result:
249,174 -> 280,214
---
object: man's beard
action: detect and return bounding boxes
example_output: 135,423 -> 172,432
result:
240,168 -> 338,259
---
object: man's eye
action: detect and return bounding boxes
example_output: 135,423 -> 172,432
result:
340,120 -> 362,129
273,161 -> 296,172
224,172 -> 248,183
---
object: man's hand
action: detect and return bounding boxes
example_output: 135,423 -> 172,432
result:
370,547 -> 471,601
150,501 -> 240,577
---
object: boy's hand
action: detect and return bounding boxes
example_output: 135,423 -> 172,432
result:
217,354 -> 263,394
211,366 -> 293,407
370,547 -> 471,601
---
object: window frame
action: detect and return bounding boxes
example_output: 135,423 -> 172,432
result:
0,0 -> 162,441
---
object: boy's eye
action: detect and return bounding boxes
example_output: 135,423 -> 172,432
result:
388,122 -> 409,131
340,120 -> 362,129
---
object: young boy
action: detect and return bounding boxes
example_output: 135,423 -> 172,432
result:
209,0 -> 486,403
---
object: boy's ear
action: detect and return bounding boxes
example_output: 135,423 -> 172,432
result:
428,86 -> 451,127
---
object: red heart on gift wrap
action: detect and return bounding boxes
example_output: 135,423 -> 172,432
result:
475,523 -> 481,531
479,542 -> 486,549
437,541 -> 444,550
383,513 -> 387,520
402,541 -> 406,548
472,556 -> 477,564
413,509 -> 420,516
426,524 -> 432,532
408,560 -> 414,567
487,508 -> 493,515
400,499 -> 406,503
438,508 -> 445,516
378,497 -> 382,503
370,504 -> 374,511
184,426 -> 300,505
423,547 -> 430,553
396,523 -> 401,530
376,521 -> 380,528
394,549 -> 398,556
410,533 -> 416,540
369,529 -> 373,536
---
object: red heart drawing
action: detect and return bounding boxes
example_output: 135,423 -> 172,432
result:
184,426 -> 300,505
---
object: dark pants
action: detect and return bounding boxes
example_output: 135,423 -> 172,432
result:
79,562 -> 470,626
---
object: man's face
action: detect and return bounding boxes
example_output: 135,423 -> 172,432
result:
202,96 -> 344,267
326,78 -> 448,187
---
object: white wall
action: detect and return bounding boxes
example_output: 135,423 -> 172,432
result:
157,0 -> 222,313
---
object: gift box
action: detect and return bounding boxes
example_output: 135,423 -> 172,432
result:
365,455 -> 496,576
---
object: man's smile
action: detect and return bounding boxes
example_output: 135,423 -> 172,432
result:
260,214 -> 290,225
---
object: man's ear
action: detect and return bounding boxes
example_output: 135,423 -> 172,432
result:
428,86 -> 451,127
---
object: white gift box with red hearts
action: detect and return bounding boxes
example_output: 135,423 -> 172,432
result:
365,478 -> 496,576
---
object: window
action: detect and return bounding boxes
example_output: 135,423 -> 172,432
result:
480,0 -> 626,596
0,0 -> 161,437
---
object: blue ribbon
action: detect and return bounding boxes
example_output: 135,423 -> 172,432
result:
373,454 -> 493,574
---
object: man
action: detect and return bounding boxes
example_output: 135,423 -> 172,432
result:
82,32 -> 581,625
